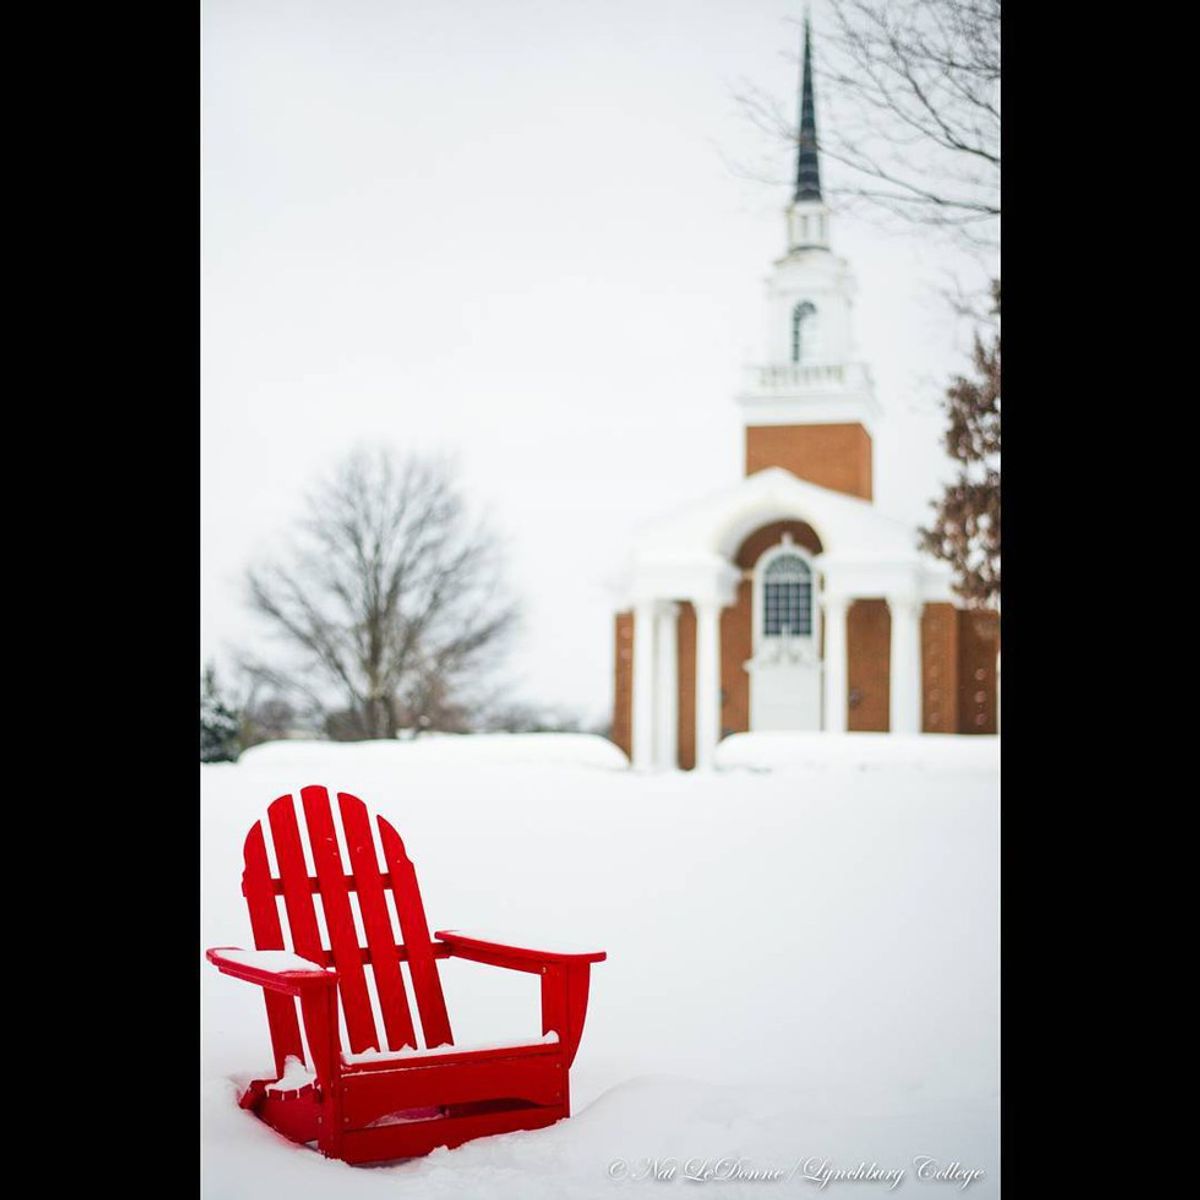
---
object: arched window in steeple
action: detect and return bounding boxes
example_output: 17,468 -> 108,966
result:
791,301 -> 816,363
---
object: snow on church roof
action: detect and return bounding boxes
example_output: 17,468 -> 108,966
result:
634,468 -> 919,561
626,468 -> 954,606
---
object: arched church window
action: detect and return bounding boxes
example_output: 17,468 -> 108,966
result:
763,553 -> 812,636
791,301 -> 816,363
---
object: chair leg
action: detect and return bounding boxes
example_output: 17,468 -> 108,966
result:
299,984 -> 343,1159
540,962 -> 593,1070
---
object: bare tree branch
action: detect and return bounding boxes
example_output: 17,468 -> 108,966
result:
733,0 -> 1000,251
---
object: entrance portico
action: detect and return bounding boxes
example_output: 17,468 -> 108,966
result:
621,469 -> 953,770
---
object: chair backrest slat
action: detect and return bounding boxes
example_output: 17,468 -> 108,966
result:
300,786 -> 379,1054
266,797 -> 326,967
337,792 -> 418,1051
242,820 -> 304,1076
377,816 -> 453,1049
242,787 -> 455,1067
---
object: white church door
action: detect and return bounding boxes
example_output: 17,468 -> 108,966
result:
746,539 -> 822,731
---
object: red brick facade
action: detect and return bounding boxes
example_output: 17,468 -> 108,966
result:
613,529 -> 999,765
921,603 -> 959,733
957,609 -> 999,734
847,600 -> 891,731
734,520 -> 823,564
719,579 -> 753,739
612,611 -> 633,761
746,423 -> 874,500
676,603 -> 697,770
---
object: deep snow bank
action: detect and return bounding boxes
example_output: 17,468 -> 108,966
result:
202,737 -> 999,1199
715,731 -> 999,774
237,732 -> 629,771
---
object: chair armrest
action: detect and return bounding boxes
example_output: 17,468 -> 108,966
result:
434,930 -> 606,969
206,947 -> 337,996
435,931 -> 604,1068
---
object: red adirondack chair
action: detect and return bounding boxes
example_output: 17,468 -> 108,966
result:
206,785 -> 606,1165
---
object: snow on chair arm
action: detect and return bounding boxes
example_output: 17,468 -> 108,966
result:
434,930 -> 606,969
207,947 -> 337,995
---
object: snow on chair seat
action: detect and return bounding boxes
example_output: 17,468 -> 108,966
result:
205,785 -> 606,1165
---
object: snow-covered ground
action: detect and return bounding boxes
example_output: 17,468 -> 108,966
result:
202,733 -> 999,1198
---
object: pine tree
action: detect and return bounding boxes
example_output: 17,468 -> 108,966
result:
200,663 -> 242,763
918,280 -> 1000,608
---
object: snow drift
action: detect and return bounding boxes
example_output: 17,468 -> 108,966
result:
202,734 -> 999,1198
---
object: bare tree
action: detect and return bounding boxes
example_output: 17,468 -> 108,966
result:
243,448 -> 518,740
478,701 -> 588,735
242,693 -> 305,748
734,0 -> 999,249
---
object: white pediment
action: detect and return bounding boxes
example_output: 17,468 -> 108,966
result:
625,468 -> 954,607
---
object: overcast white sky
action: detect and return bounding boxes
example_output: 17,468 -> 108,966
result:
201,0 -> 994,727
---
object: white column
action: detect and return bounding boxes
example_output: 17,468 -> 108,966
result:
694,600 -> 722,770
654,603 -> 680,769
823,595 -> 850,733
631,600 -> 657,770
888,595 -> 922,735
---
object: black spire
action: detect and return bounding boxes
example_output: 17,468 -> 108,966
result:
794,17 -> 822,202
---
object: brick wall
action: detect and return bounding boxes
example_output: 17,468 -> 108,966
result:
847,599 -> 890,731
612,611 -> 633,761
957,609 -> 999,734
676,602 -> 697,770
733,519 -> 824,565
613,577 -> 998,761
719,580 -> 753,738
745,423 -> 873,500
921,602 -> 959,732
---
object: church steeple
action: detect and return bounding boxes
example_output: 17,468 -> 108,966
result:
794,17 -> 821,202
784,16 -> 831,253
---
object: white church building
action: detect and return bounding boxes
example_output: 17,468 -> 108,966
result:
610,21 -> 999,770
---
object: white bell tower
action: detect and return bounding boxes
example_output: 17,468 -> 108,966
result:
736,17 -> 881,498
